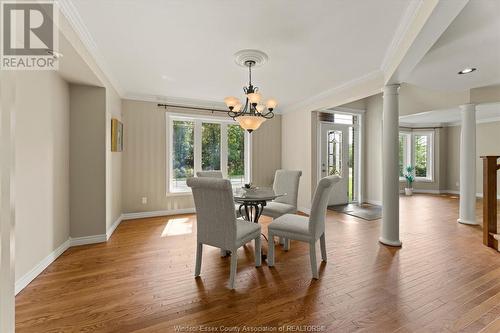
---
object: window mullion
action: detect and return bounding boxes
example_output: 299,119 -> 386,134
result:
221,124 -> 228,178
194,120 -> 202,174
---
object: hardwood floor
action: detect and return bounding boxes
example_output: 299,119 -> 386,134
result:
16,194 -> 500,332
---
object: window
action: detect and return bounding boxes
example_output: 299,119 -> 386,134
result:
201,123 -> 221,171
414,134 -> 430,178
399,133 -> 411,177
171,120 -> 194,191
398,130 -> 433,181
169,115 -> 250,193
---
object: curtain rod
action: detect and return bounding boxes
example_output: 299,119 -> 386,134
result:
399,126 -> 443,130
157,103 -> 228,114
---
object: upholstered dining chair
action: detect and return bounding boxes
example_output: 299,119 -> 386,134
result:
196,170 -> 241,251
187,177 -> 262,289
262,169 -> 302,250
267,175 -> 340,279
196,170 -> 223,178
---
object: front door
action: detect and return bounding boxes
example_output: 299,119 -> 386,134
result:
320,123 -> 350,205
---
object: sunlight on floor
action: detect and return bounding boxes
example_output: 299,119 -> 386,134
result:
161,217 -> 192,237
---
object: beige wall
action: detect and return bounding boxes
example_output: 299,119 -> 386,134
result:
251,113 -> 282,187
470,85 -> 500,104
446,121 -> 500,194
363,94 -> 383,203
70,85 -> 107,237
399,83 -> 469,116
15,71 -> 70,280
106,89 -> 123,229
121,99 -> 281,213
281,109 -> 312,211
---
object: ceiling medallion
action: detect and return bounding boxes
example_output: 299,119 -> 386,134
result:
224,50 -> 277,133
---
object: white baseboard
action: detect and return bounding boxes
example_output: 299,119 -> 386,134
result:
70,234 -> 107,247
364,199 -> 382,206
15,238 -> 70,295
121,208 -> 196,220
441,190 -> 500,200
106,215 -> 123,240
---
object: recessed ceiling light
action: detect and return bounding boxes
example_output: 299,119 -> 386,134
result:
46,49 -> 63,59
458,67 -> 476,75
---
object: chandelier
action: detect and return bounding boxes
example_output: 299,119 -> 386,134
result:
224,58 -> 277,133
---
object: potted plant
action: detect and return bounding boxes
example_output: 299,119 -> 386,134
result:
404,165 -> 415,196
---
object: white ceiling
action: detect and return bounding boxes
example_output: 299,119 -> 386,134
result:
399,102 -> 500,126
69,0 -> 412,108
407,0 -> 500,92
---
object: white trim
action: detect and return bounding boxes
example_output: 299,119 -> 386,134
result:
281,70 -> 382,114
327,107 -> 366,115
58,0 -> 124,96
364,199 -> 382,206
399,189 -> 444,194
380,0 -> 424,73
70,234 -> 107,247
122,208 -> 196,220
106,215 -> 123,240
15,239 -> 71,295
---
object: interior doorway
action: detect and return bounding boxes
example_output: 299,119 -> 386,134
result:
318,112 -> 361,206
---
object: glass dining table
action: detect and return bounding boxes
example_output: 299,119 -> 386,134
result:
232,187 -> 284,260
233,187 -> 284,223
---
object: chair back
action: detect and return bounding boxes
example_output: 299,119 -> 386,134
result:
196,171 -> 223,178
273,169 -> 302,208
308,176 -> 340,238
187,177 -> 236,249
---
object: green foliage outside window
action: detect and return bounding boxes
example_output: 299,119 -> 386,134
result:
202,123 -> 221,170
172,121 -> 194,180
414,135 -> 428,177
228,125 -> 245,177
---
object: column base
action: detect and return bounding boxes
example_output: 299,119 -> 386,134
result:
457,218 -> 479,226
379,237 -> 402,247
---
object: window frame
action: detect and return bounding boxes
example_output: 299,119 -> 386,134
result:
398,129 -> 434,183
167,113 -> 251,194
399,131 -> 412,181
412,130 -> 434,182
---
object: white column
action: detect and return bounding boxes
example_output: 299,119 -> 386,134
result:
380,84 -> 402,247
458,104 -> 477,225
0,72 -> 16,333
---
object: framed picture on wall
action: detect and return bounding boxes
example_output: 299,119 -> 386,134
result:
111,118 -> 123,152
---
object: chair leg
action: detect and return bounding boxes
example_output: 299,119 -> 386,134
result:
283,238 -> 290,251
320,233 -> 327,262
309,240 -> 318,279
229,250 -> 238,289
255,236 -> 261,267
267,233 -> 275,266
195,243 -> 203,277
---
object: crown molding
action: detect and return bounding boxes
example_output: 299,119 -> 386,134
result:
280,70 -> 383,114
123,93 -> 227,110
380,0 -> 424,74
58,0 -> 124,96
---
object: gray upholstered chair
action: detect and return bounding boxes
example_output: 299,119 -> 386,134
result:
196,170 -> 241,252
196,170 -> 223,178
187,177 -> 261,289
267,175 -> 340,279
262,169 -> 302,250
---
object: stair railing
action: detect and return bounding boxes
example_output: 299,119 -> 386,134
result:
481,155 -> 500,251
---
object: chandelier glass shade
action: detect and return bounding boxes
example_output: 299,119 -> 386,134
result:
224,60 -> 277,133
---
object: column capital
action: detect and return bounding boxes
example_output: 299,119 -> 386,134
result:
382,84 -> 400,95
